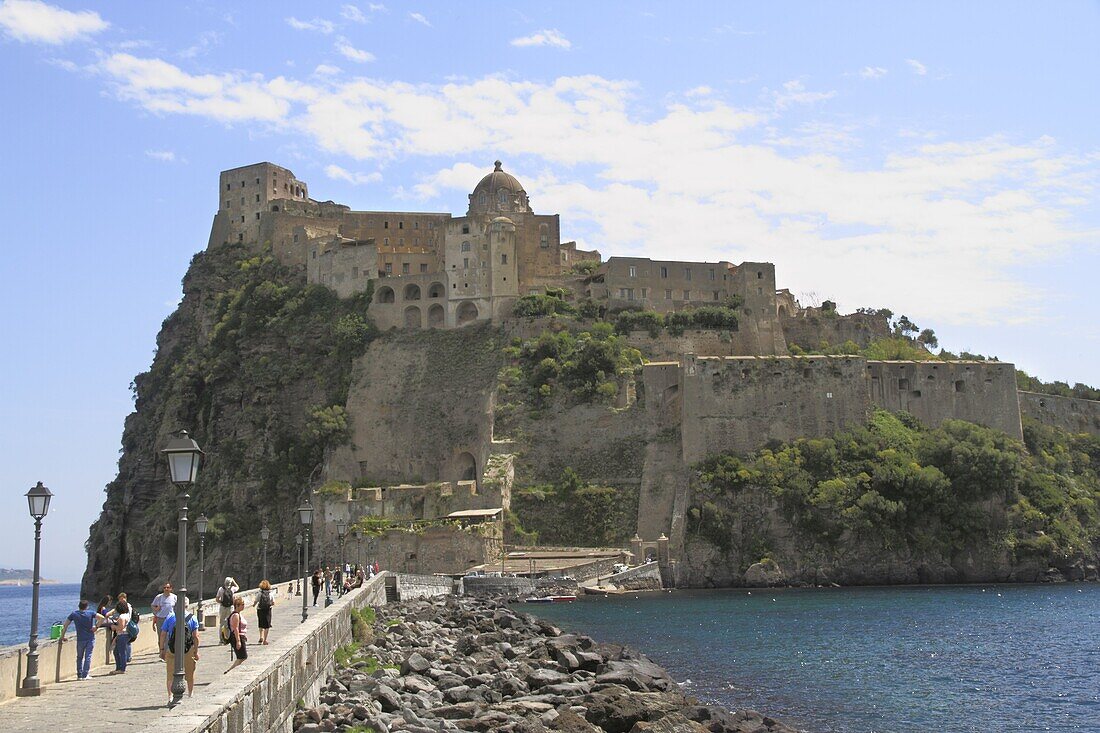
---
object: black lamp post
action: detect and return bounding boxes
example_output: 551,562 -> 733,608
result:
356,532 -> 362,569
161,430 -> 203,707
336,520 -> 347,596
260,524 -> 270,580
298,499 -> 313,623
195,514 -> 208,613
18,482 -> 52,697
295,533 -> 303,596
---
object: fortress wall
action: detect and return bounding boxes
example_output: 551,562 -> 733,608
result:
1019,391 -> 1100,437
782,312 -> 891,350
328,324 -> 506,488
867,361 -> 1022,440
626,329 -> 770,360
680,355 -> 872,463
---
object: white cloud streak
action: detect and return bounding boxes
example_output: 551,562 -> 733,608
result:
90,54 -> 1098,326
145,149 -> 180,163
325,164 -> 382,185
286,16 -> 335,34
341,4 -> 366,23
0,0 -> 106,44
510,29 -> 571,49
859,66 -> 888,79
408,12 -> 430,27
335,37 -> 374,63
906,58 -> 928,75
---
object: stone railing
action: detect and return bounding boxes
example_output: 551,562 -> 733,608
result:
156,573 -> 388,733
393,573 -> 457,600
0,578 -> 295,705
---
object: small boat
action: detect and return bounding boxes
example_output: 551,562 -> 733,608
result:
523,595 -> 576,603
583,586 -> 626,596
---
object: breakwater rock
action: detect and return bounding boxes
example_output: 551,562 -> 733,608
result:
296,596 -> 801,733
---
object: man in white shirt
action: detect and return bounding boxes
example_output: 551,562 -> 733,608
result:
151,583 -> 177,657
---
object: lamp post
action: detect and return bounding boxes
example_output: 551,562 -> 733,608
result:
161,430 -> 204,707
18,482 -> 52,697
295,533 -> 303,595
195,514 -> 209,612
356,532 -> 362,569
260,524 -> 270,580
336,520 -> 347,597
298,499 -> 313,623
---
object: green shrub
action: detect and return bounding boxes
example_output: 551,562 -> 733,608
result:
513,293 -> 576,318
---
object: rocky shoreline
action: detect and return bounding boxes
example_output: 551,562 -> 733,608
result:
294,596 -> 801,732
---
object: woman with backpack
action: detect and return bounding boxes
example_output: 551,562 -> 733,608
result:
224,595 -> 248,673
215,577 -> 239,628
256,579 -> 274,645
108,599 -> 133,674
161,609 -> 200,704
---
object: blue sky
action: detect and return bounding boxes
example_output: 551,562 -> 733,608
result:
0,1 -> 1097,582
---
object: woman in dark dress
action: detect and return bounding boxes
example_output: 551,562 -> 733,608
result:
311,569 -> 322,606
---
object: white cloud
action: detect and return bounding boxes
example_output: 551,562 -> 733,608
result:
906,58 -> 928,76
0,0 -> 107,44
286,17 -> 335,34
325,164 -> 382,185
859,66 -> 888,79
91,55 -> 1099,327
685,86 -> 713,97
313,64 -> 342,76
335,37 -> 374,63
771,80 -> 836,109
408,12 -> 430,27
179,30 -> 221,59
341,4 -> 366,23
510,29 -> 571,49
368,3 -> 386,11
145,149 -> 182,163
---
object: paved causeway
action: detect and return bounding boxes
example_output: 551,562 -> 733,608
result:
0,587 -> 338,732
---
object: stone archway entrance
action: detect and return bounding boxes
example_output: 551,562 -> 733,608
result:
457,452 -> 477,482
404,305 -> 421,328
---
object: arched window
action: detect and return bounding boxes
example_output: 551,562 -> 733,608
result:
456,301 -> 478,325
428,303 -> 444,328
403,284 -> 421,301
376,287 -> 395,304
461,241 -> 471,252
428,282 -> 445,299
479,192 -> 487,206
498,189 -> 508,205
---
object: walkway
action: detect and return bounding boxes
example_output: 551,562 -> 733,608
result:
0,585 -> 345,731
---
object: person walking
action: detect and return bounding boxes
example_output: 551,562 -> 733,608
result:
96,595 -> 114,663
60,600 -> 105,680
225,596 -> 248,673
109,599 -> 133,674
334,567 -> 343,596
151,582 -> 177,657
311,569 -> 322,607
161,607 -> 200,704
256,579 -> 274,645
215,577 -> 239,628
324,566 -> 333,597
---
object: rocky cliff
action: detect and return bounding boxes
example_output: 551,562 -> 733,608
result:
82,242 -> 374,598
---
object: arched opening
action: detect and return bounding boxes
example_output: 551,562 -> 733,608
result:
376,286 -> 395,304
428,282 -> 445,299
645,548 -> 658,562
456,301 -> 478,325
428,304 -> 444,328
404,306 -> 421,329
404,284 -> 421,301
457,452 -> 477,482
777,306 -> 789,318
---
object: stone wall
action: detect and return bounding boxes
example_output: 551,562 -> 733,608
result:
394,573 -> 457,600
327,324 -> 507,487
1018,391 -> 1100,437
781,312 -> 890,350
354,524 -> 501,577
867,361 -> 1023,440
604,562 -> 663,590
678,355 -> 872,463
156,573 -> 388,733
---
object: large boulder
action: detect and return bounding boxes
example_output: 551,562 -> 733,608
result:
743,559 -> 785,587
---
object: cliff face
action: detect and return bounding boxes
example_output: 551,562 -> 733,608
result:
82,243 -> 373,599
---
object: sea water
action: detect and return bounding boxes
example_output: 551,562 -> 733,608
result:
0,583 -> 83,648
527,584 -> 1100,733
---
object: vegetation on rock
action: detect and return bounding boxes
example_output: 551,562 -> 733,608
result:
511,468 -> 640,547
687,410 -> 1100,579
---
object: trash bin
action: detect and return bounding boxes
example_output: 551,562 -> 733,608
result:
50,623 -> 63,640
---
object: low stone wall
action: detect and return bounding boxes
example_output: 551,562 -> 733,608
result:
0,580 -> 291,705
605,563 -> 663,590
156,573 -> 388,733
394,573 -> 456,600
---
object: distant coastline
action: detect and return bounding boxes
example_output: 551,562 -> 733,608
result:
0,579 -> 61,587
0,569 -> 61,586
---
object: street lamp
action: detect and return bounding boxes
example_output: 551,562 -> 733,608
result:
18,482 -> 52,697
336,520 -> 347,597
298,499 -> 313,623
295,533 -> 303,595
356,532 -> 362,569
195,514 -> 209,613
260,524 -> 270,580
161,429 -> 203,707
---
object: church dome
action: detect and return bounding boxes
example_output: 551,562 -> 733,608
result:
468,161 -> 531,215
